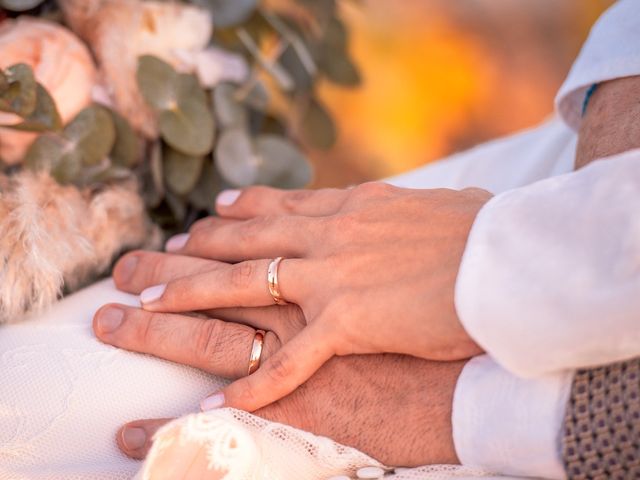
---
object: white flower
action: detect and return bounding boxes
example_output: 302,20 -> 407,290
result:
59,0 -> 248,138
0,18 -> 97,165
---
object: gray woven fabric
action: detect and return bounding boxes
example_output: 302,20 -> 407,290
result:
561,358 -> 640,479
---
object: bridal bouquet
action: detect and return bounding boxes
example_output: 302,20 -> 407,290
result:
0,0 -> 360,323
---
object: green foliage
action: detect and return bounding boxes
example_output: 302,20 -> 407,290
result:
191,0 -> 258,28
0,0 -> 46,11
2,0 -> 362,233
24,105 -> 134,186
0,63 -> 62,131
0,64 -> 37,116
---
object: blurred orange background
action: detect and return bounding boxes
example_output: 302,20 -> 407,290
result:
311,0 -> 613,187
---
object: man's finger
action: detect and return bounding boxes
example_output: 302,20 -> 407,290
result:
204,304 -> 305,341
165,214 -> 319,262
215,186 -> 349,219
139,258 -> 309,312
113,251 -> 217,294
118,418 -> 173,459
93,304 -> 280,378
201,323 -> 332,412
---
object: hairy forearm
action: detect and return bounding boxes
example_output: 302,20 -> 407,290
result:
576,75 -> 640,169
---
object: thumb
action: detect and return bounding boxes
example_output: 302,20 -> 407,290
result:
200,323 -> 332,412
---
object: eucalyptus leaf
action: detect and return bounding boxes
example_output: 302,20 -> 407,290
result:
215,129 -> 312,188
279,44 -> 315,92
301,99 -> 337,150
192,0 -> 258,28
323,17 -> 349,52
0,0 -> 46,11
320,51 -> 361,87
159,74 -> 215,156
215,128 -> 258,187
24,134 -> 82,184
109,109 -> 140,167
163,147 -> 204,195
2,84 -> 62,132
254,134 -> 312,188
141,141 -> 165,208
164,190 -> 187,223
136,55 -> 178,111
213,83 -> 247,129
242,80 -> 269,111
87,165 -> 133,184
64,106 -> 116,166
0,70 -> 8,92
0,64 -> 37,116
189,159 -> 221,213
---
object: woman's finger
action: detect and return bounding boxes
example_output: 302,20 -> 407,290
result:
139,258 -> 309,312
215,186 -> 349,219
118,418 -> 173,459
201,322 -> 332,412
165,214 -> 319,262
188,216 -> 238,234
113,251 -> 217,294
93,304 -> 280,378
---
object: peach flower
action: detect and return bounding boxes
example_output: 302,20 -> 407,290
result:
0,17 -> 97,165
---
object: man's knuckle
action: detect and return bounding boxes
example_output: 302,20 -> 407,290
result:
229,262 -> 255,289
195,320 -> 223,368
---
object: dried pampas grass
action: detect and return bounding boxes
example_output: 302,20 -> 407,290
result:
0,172 -> 161,323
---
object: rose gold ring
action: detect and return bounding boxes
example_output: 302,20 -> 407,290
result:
267,257 -> 288,305
248,330 -> 266,375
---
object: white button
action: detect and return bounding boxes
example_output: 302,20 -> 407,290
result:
356,466 -> 385,479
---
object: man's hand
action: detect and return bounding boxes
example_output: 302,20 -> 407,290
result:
576,75 -> 640,169
94,250 -> 464,467
117,355 -> 464,468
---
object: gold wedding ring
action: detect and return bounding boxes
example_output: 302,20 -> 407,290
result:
248,330 -> 266,375
267,256 -> 288,305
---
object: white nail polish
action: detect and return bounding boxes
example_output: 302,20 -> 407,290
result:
140,284 -> 166,304
216,189 -> 241,206
356,466 -> 385,479
165,233 -> 189,252
200,392 -> 225,411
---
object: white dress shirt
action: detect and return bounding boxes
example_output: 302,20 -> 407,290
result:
401,0 -> 640,477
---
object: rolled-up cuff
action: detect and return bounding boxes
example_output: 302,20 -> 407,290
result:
452,355 -> 572,479
555,0 -> 640,130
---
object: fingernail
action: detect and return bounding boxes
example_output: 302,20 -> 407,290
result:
116,255 -> 138,282
200,392 -> 225,411
140,284 -> 166,305
216,189 -> 241,206
97,306 -> 124,334
165,233 -> 189,252
121,426 -> 147,451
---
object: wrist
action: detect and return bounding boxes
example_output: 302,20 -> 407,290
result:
576,75 -> 640,169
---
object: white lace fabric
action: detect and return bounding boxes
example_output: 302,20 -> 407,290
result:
0,279 -> 495,480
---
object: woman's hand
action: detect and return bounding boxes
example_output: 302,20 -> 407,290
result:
136,183 -> 492,411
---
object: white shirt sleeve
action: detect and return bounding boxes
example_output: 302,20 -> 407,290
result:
455,149 -> 640,378
555,0 -> 640,130
453,355 -> 572,480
